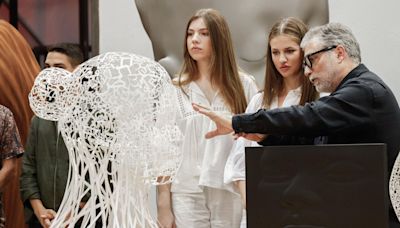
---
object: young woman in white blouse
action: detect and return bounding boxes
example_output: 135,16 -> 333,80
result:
156,8 -> 258,228
224,17 -> 319,227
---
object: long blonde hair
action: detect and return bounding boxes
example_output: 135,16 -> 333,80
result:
177,8 -> 247,114
263,17 -> 318,108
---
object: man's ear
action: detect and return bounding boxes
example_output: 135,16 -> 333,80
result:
335,45 -> 346,62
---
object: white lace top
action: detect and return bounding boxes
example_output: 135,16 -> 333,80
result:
171,74 -> 258,193
224,86 -> 302,192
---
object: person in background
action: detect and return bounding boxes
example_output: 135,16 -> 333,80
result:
0,107 -> 24,228
20,43 -> 84,228
44,43 -> 83,72
156,9 -> 258,228
224,17 -> 318,227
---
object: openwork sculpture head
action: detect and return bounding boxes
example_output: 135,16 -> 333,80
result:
29,52 -> 182,227
29,67 -> 76,121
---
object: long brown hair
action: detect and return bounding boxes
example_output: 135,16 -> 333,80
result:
177,8 -> 247,114
263,17 -> 318,108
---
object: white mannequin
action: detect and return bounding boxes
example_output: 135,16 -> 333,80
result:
135,0 -> 329,85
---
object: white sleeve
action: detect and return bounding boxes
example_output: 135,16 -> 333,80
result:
224,93 -> 263,185
224,137 -> 250,184
245,92 -> 263,113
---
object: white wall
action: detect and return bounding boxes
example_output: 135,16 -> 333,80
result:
99,0 -> 153,59
329,0 -> 400,102
100,0 -> 400,102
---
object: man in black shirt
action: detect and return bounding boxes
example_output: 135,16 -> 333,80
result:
193,22 -> 400,227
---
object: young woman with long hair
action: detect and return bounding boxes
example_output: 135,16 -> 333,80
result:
224,17 -> 319,227
157,8 -> 258,228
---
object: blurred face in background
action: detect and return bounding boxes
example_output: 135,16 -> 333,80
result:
45,52 -> 75,72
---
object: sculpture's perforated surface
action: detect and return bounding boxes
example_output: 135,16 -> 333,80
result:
29,52 -> 182,227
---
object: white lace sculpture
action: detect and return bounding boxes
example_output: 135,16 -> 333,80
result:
390,153 -> 400,222
29,52 -> 182,227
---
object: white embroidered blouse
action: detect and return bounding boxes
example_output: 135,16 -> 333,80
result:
171,74 -> 258,193
223,86 -> 302,191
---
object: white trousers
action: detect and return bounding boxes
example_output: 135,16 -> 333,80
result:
172,187 -> 243,228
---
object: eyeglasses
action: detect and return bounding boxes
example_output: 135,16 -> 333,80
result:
303,45 -> 337,69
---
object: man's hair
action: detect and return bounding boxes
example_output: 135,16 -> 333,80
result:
47,43 -> 84,67
301,22 -> 361,64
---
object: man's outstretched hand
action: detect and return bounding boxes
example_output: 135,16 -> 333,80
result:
192,103 -> 234,138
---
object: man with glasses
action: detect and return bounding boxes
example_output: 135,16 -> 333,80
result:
193,22 -> 400,227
